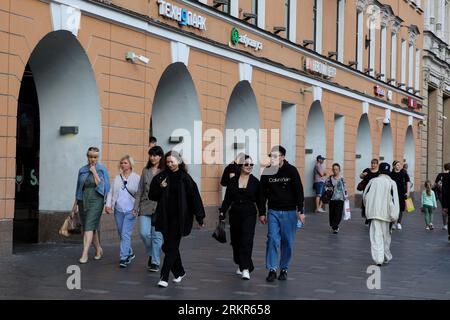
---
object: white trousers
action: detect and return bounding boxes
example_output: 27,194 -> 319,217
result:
369,219 -> 393,265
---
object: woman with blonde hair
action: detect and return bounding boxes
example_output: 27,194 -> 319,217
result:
72,147 -> 110,264
106,155 -> 140,268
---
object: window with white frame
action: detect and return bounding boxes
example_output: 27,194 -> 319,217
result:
336,0 -> 345,62
380,25 -> 386,80
390,31 -> 397,84
415,49 -> 420,91
400,39 -> 406,89
408,43 -> 414,92
313,0 -> 323,53
356,9 -> 363,71
284,0 -> 290,39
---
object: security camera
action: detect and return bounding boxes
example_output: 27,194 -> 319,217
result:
125,52 -> 150,64
383,116 -> 390,125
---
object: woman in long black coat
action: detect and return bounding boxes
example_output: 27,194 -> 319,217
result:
149,151 -> 205,288
219,155 -> 264,280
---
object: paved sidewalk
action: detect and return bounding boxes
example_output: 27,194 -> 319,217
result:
1,207 -> 449,300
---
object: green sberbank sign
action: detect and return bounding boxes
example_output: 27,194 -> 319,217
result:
230,27 -> 263,51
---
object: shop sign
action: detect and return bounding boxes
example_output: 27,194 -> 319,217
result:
304,58 -> 336,79
374,85 -> 385,97
402,97 -> 419,109
158,0 -> 206,30
230,28 -> 263,51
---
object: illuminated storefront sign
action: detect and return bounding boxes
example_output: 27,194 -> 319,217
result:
158,0 -> 206,30
374,85 -> 385,97
230,28 -> 263,51
304,58 -> 336,78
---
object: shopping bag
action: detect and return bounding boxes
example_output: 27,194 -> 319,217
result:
212,221 -> 227,243
343,199 -> 351,221
405,197 -> 415,213
59,216 -> 71,237
67,213 -> 82,234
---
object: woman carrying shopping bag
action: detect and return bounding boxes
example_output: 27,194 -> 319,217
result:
325,163 -> 348,234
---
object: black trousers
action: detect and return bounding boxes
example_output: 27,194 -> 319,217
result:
229,207 -> 257,272
329,200 -> 344,230
160,227 -> 184,282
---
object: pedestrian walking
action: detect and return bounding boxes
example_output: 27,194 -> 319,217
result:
260,145 -> 305,282
71,147 -> 110,264
313,155 -> 327,213
149,151 -> 205,288
133,146 -> 165,272
358,159 -> 380,225
440,163 -> 450,242
421,180 -> 437,230
219,155 -> 264,280
105,155 -> 140,268
434,163 -> 449,230
220,152 -> 245,187
390,160 -> 411,230
325,163 -> 348,234
363,162 -> 399,266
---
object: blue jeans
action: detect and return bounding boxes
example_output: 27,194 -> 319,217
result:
139,215 -> 163,266
266,209 -> 297,271
114,209 -> 137,260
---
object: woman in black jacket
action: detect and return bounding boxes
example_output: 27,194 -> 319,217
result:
149,151 -> 205,288
219,155 -> 264,280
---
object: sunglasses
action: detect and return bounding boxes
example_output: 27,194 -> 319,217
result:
239,163 -> 254,167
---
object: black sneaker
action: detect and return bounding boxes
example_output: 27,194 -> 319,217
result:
278,269 -> 288,281
119,260 -> 128,268
126,252 -> 136,265
266,269 -> 277,282
147,256 -> 152,270
149,263 -> 159,272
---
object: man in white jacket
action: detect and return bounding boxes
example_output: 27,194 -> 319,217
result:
363,162 -> 400,266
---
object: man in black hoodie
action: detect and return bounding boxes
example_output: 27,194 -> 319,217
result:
259,145 -> 305,282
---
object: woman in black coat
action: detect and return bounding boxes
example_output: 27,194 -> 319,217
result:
219,155 -> 264,280
149,151 -> 205,288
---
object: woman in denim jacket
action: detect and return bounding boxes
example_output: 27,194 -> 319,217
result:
71,147 -> 110,264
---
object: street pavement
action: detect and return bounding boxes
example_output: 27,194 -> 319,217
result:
1,206 -> 449,300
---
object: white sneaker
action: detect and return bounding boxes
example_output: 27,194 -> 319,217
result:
318,208 -> 326,213
242,269 -> 250,280
443,225 -> 448,231
158,280 -> 168,288
236,268 -> 243,276
173,273 -> 186,283
397,223 -> 402,230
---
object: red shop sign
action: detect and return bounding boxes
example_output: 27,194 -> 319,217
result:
374,85 -> 385,97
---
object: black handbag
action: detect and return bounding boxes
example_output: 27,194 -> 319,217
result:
212,221 -> 227,243
321,178 -> 334,204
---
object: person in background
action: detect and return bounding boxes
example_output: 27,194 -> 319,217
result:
421,180 -> 437,231
434,163 -> 450,230
313,155 -> 327,213
220,153 -> 245,187
133,146 -> 165,272
149,151 -> 205,288
260,145 -> 305,282
219,155 -> 263,280
363,162 -> 399,266
149,136 -> 157,149
106,155 -> 140,268
359,159 -> 380,226
390,160 -> 410,230
325,163 -> 348,234
72,147 -> 110,264
440,163 -> 450,242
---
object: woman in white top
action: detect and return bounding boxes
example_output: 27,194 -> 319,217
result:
106,155 -> 140,268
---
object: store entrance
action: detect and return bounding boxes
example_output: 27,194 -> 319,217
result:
14,64 -> 40,245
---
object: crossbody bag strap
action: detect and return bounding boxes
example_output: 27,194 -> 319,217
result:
120,174 -> 135,199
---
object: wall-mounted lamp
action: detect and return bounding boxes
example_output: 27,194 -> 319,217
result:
273,26 -> 286,35
243,12 -> 257,21
397,82 -> 405,88
364,68 -> 373,74
418,120 -> 427,127
302,40 -> 314,48
60,126 -> 79,135
375,73 -> 384,79
328,51 -> 337,59
387,78 -> 396,84
125,52 -> 149,64
413,89 -> 420,94
299,87 -> 313,94
348,60 -> 357,68
406,86 -> 414,92
213,0 -> 228,8
169,136 -> 183,144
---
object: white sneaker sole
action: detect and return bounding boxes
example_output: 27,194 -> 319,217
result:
158,280 -> 168,288
173,273 -> 186,283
